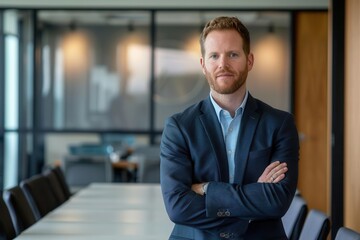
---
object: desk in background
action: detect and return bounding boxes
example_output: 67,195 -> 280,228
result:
15,183 -> 173,240
112,161 -> 138,182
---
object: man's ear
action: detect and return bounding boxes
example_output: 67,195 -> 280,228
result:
200,57 -> 206,75
247,53 -> 254,71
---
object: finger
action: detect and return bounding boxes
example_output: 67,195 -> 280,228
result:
267,163 -> 287,183
274,162 -> 287,171
271,162 -> 287,174
272,165 -> 288,183
264,161 -> 281,175
269,162 -> 287,177
272,166 -> 288,177
268,174 -> 275,183
272,173 -> 285,183
258,161 -> 285,183
270,168 -> 287,183
268,177 -> 273,183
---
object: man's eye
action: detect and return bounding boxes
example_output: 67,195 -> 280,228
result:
209,54 -> 218,59
230,53 -> 239,58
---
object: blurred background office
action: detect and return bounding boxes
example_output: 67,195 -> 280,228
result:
0,0 -> 359,238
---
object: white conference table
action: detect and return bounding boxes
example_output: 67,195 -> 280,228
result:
15,183 -> 174,240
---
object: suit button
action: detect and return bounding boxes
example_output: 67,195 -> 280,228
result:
217,210 -> 224,217
225,210 -> 230,216
220,232 -> 230,238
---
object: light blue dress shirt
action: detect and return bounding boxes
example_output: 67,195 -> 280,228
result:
210,91 -> 248,183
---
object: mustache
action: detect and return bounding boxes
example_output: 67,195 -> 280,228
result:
215,65 -> 234,74
215,69 -> 234,76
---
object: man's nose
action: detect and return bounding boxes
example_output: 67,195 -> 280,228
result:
219,56 -> 228,69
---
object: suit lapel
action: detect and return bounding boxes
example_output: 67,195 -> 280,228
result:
199,98 -> 229,182
234,94 -> 260,184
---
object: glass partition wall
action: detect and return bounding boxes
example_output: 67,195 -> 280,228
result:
1,10 -> 34,189
0,9 -> 292,190
38,11 -> 152,130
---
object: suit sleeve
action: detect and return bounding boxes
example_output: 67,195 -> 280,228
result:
160,116 -> 249,236
206,114 -> 300,219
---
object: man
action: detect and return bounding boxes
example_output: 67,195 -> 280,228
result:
160,16 -> 299,240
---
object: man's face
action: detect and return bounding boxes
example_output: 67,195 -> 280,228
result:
200,29 -> 253,95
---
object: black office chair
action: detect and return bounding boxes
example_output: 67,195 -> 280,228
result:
335,227 -> 360,240
0,196 -> 17,240
3,186 -> 37,235
298,209 -> 330,240
52,166 -> 72,199
43,168 -> 67,204
282,195 -> 308,240
20,174 -> 60,219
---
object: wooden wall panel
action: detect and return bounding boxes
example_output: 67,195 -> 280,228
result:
344,0 -> 360,232
294,12 -> 329,213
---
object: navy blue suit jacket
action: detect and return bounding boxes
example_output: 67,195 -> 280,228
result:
160,94 -> 299,240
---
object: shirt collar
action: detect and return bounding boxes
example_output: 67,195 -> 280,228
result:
210,90 -> 249,121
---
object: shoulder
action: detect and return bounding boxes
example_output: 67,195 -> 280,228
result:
249,96 -> 295,124
256,99 -> 291,116
249,97 -> 299,140
161,99 -> 211,141
168,98 -> 210,123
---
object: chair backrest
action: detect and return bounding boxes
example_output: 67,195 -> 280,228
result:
20,174 -> 60,219
335,227 -> 360,240
63,155 -> 113,190
282,195 -> 308,240
298,209 -> 330,240
3,186 -> 37,235
0,196 -> 17,240
52,166 -> 72,199
43,169 -> 67,204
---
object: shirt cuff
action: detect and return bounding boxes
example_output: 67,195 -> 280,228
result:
202,182 -> 209,194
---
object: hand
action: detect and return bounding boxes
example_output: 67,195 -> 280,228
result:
258,161 -> 288,183
192,183 -> 206,195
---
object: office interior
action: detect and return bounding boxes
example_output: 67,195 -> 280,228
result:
0,0 -> 358,238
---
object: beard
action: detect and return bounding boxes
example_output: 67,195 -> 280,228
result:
204,66 -> 248,95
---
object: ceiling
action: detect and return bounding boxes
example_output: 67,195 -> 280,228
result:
38,10 -> 290,27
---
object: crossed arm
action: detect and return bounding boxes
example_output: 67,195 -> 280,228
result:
192,161 -> 288,195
